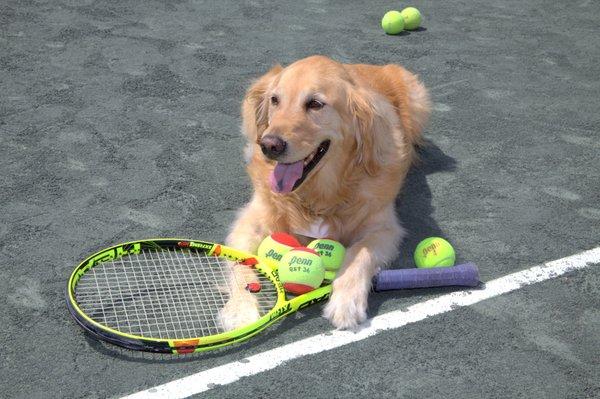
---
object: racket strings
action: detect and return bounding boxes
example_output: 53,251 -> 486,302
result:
74,248 -> 277,340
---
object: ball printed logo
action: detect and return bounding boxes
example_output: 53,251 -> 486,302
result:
265,248 -> 283,261
422,242 -> 440,257
287,255 -> 313,267
313,242 -> 334,257
314,242 -> 334,251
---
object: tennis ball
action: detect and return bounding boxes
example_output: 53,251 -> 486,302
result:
257,232 -> 301,268
400,7 -> 421,30
307,239 -> 346,272
278,247 -> 325,295
381,11 -> 404,35
414,237 -> 456,268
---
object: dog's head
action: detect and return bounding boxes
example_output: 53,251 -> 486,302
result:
241,56 -> 426,196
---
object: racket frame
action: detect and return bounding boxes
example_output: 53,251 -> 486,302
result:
66,239 -> 332,354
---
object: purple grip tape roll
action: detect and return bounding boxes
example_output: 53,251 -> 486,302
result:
373,262 -> 480,291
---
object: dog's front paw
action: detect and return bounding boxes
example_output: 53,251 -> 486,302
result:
218,294 -> 261,331
323,287 -> 368,330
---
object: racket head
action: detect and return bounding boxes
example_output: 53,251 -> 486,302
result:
66,239 -> 290,354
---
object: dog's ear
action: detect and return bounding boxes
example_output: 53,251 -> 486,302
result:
345,63 -> 430,149
241,65 -> 283,142
347,86 -> 387,176
396,68 -> 430,147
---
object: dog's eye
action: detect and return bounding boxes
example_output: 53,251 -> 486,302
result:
270,96 -> 279,106
306,99 -> 325,110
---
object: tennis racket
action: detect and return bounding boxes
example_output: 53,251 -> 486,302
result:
66,239 -> 479,354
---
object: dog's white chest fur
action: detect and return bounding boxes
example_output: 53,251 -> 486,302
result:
292,217 -> 330,239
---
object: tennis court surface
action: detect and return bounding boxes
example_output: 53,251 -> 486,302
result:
1,0 -> 598,398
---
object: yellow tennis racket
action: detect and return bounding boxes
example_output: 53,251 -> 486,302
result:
66,239 -> 330,354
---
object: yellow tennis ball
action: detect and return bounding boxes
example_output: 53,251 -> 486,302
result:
257,232 -> 301,268
381,10 -> 404,35
307,239 -> 346,272
400,7 -> 421,30
278,247 -> 325,295
414,237 -> 456,268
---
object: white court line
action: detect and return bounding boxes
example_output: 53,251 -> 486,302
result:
121,246 -> 600,399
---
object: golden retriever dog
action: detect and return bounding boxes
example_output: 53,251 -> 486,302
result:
221,55 -> 430,329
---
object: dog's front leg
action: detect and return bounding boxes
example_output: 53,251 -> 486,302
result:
219,196 -> 284,331
323,206 -> 403,329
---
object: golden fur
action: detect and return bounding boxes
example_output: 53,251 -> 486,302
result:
222,55 -> 430,329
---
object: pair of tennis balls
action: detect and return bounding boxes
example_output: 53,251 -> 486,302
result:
257,232 -> 345,295
381,7 -> 421,35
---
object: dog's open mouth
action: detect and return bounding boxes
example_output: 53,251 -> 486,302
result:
269,140 -> 330,193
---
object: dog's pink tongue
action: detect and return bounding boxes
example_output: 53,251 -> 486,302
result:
269,161 -> 304,193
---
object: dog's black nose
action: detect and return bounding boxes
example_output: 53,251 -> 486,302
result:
259,135 -> 287,159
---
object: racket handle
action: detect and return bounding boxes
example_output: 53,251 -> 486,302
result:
373,262 -> 480,291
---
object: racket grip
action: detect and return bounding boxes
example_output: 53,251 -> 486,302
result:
373,262 -> 480,291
